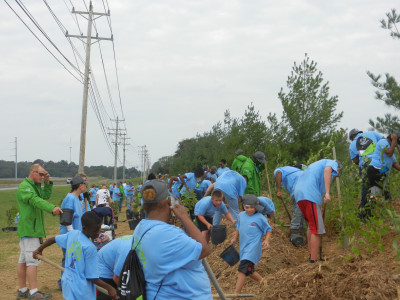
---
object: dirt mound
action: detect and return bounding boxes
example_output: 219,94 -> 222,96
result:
206,220 -> 400,299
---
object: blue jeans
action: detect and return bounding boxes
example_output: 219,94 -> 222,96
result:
213,192 -> 239,226
126,194 -> 134,210
290,196 -> 304,230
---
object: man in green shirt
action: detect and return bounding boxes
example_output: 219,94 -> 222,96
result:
231,149 -> 247,172
16,162 -> 63,299
240,151 -> 266,196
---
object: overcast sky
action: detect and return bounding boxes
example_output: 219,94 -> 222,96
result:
0,0 -> 399,172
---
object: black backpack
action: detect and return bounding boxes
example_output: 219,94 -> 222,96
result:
117,228 -> 151,300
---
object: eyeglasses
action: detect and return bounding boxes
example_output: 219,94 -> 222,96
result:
34,171 -> 46,177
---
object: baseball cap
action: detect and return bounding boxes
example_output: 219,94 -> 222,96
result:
348,128 -> 362,141
70,176 -> 87,185
141,179 -> 169,204
253,151 -> 266,164
235,149 -> 244,155
211,166 -> 217,172
242,194 -> 264,212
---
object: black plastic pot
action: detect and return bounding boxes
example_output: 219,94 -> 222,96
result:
60,208 -> 74,226
219,245 -> 240,266
210,225 -> 226,245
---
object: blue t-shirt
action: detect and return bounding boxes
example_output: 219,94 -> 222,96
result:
236,211 -> 271,265
195,180 -> 212,194
273,166 -> 303,198
294,159 -> 338,205
60,193 -> 83,234
168,178 -> 181,199
89,188 -> 97,202
369,139 -> 397,175
55,230 -> 99,300
258,197 -> 275,216
98,235 -> 133,279
125,185 -> 134,196
194,196 -> 228,217
133,220 -> 212,300
180,173 -> 198,196
349,131 -> 383,167
216,167 -> 230,177
112,187 -> 121,201
214,171 -> 247,200
109,185 -> 114,192
205,173 -> 217,181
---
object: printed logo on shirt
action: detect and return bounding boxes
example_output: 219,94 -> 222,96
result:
133,241 -> 147,268
67,240 -> 82,269
249,222 -> 256,227
25,188 -> 31,192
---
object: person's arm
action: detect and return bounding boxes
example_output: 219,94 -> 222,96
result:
95,194 -> 99,207
88,279 -> 117,300
171,204 -> 209,259
197,213 -> 212,229
179,175 -> 189,191
231,229 -> 239,245
33,237 -> 56,259
385,134 -> 397,157
168,176 -> 178,192
224,212 -> 236,225
204,183 -> 215,196
113,274 -> 119,285
262,231 -> 272,249
323,166 -> 333,204
108,196 -> 113,204
275,170 -> 283,200
393,163 -> 400,172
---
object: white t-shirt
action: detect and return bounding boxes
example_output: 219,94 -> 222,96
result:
97,189 -> 111,206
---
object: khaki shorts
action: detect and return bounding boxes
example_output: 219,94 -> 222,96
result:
18,238 -> 41,267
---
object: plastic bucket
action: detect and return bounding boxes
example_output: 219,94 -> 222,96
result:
210,225 -> 226,245
60,208 -> 74,226
126,210 -> 133,220
219,245 -> 240,266
129,219 -> 140,230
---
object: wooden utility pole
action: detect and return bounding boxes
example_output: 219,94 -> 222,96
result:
67,1 -> 112,174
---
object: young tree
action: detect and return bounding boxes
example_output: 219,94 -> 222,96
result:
367,9 -> 400,133
273,53 -> 343,161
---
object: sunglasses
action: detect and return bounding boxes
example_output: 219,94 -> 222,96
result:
34,171 -> 46,177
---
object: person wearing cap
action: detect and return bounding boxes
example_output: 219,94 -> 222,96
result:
57,175 -> 88,290
16,163 -> 63,299
89,184 -> 98,209
205,170 -> 247,225
363,131 -> 400,218
112,183 -> 121,208
216,159 -> 230,177
293,159 -> 340,263
240,151 -> 266,196
348,128 -> 383,217
231,149 -> 247,172
231,194 -> 272,294
133,180 -> 212,299
274,164 -> 307,246
124,182 -> 135,211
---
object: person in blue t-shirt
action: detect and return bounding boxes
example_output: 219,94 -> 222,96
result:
112,183 -> 121,204
231,194 -> 271,294
57,175 -> 87,290
194,178 -> 214,200
216,159 -> 230,177
349,129 -> 384,216
124,182 -> 135,211
363,132 -> 400,218
134,179 -> 212,300
89,184 -> 97,209
194,190 -> 236,243
34,212 -> 117,300
205,170 -> 247,225
294,159 -> 339,263
274,164 -> 306,246
205,166 -> 218,181
97,235 -> 133,300
109,183 -> 115,197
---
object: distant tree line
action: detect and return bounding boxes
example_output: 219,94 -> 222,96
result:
0,160 -> 140,179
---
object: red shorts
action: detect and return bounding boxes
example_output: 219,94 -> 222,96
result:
297,200 -> 325,235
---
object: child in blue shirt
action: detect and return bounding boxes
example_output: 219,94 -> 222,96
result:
194,190 -> 236,243
33,212 -> 117,300
231,194 -> 272,294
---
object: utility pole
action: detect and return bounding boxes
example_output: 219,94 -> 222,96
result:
122,135 -> 130,182
67,1 -> 112,174
108,117 -> 125,183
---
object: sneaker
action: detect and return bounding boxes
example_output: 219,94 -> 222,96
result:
28,291 -> 52,299
16,290 -> 29,299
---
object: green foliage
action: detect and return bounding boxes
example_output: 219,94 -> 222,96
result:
180,189 -> 197,210
367,9 -> 400,133
272,53 -> 343,161
6,207 -> 18,226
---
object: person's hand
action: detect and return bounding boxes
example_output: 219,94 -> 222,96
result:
323,193 -> 331,204
276,191 -> 283,200
232,220 -> 237,226
207,223 -> 212,230
32,248 -> 42,259
262,239 -> 270,249
391,133 -> 398,144
171,204 -> 190,221
107,287 -> 117,300
168,187 -> 172,193
52,207 -> 63,215
43,171 -> 50,183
